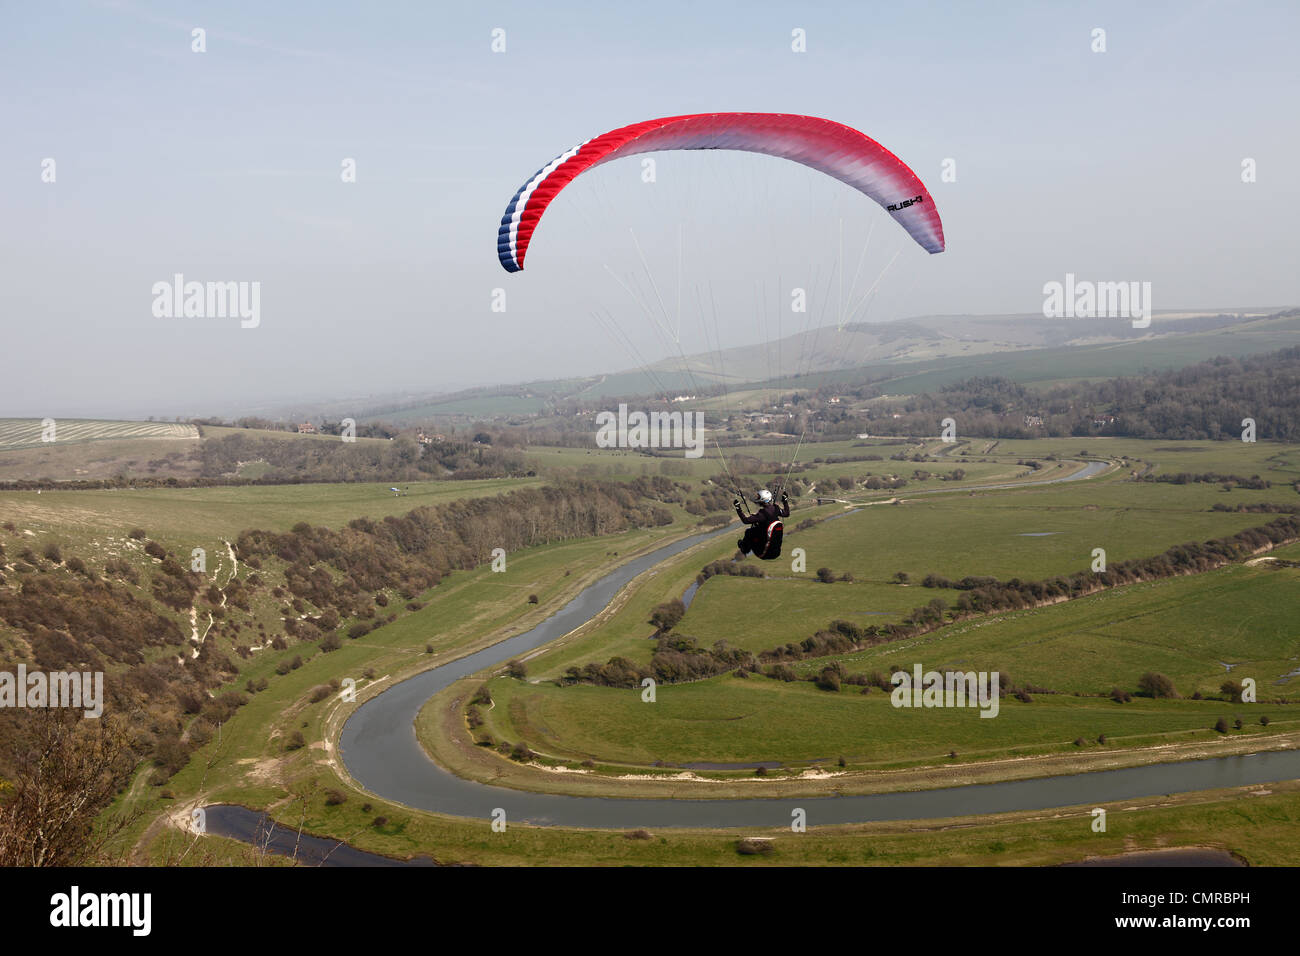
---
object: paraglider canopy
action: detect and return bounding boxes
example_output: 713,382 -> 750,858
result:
495,112 -> 944,549
497,112 -> 944,273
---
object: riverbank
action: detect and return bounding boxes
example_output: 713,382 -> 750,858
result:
197,777 -> 1300,867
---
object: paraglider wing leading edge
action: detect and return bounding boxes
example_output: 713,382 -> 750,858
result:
497,112 -> 945,273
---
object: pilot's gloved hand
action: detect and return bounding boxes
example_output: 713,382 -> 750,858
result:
733,498 -> 742,510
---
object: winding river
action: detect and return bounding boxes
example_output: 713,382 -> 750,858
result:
212,458 -> 1300,840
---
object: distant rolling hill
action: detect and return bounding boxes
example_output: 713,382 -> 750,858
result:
632,309 -> 1285,386
351,308 -> 1297,421
749,309 -> 1300,397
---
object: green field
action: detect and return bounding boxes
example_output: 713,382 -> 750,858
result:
511,462 -> 1291,681
481,669 -> 1295,768
3,434 -> 1297,867
473,562 -> 1300,769
0,476 -> 545,542
985,437 -> 1300,482
456,439 -> 1300,773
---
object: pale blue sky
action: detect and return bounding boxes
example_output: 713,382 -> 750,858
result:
2,0 -> 1297,417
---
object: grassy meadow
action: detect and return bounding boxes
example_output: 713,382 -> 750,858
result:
3,431 -> 1297,865
459,437 -> 1300,774
474,562 -> 1299,769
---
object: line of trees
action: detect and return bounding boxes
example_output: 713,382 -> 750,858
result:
912,513 -> 1300,620
1140,472 -> 1270,489
235,480 -> 686,621
823,341 -> 1300,442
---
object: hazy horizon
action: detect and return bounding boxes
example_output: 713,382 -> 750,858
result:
4,0 -> 1298,419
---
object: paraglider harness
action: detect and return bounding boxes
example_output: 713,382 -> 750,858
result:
734,491 -> 788,561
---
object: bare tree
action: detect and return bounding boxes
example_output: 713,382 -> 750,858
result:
0,710 -> 140,866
